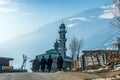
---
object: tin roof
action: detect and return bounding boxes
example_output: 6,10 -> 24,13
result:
0,57 -> 13,61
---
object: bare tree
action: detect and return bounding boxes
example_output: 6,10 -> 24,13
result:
111,0 -> 120,33
111,0 -> 120,49
69,37 -> 77,62
76,38 -> 84,66
69,37 -> 84,68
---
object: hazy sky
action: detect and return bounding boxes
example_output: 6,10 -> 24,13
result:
0,0 -> 112,43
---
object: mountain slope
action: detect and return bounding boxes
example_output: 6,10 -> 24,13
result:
0,7 -> 117,69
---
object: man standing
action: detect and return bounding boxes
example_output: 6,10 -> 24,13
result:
33,56 -> 40,72
57,53 -> 63,71
41,56 -> 46,72
47,55 -> 53,72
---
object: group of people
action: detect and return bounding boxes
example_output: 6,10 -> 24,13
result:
32,53 -> 63,72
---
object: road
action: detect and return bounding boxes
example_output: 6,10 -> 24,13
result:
0,72 -> 100,80
0,73 -> 60,80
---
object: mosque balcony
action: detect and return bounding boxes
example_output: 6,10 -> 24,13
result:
59,38 -> 67,41
58,30 -> 67,33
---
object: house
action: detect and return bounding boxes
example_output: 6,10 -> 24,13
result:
81,49 -> 120,70
0,57 -> 13,72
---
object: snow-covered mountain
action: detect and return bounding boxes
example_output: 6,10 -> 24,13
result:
0,6 -> 117,69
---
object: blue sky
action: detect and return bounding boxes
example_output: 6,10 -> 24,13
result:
0,0 -> 112,43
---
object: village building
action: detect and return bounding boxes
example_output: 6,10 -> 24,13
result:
0,57 -> 27,72
81,43 -> 120,70
0,57 -> 13,72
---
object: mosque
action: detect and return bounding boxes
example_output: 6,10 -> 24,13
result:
36,23 -> 72,70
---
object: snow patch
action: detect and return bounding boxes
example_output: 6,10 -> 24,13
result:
69,17 -> 91,21
99,4 -> 116,19
66,23 -> 78,28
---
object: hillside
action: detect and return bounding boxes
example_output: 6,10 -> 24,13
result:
0,6 -> 117,69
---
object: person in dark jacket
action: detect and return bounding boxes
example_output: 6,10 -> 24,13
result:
47,55 -> 53,72
32,56 -> 40,72
57,53 -> 63,71
41,56 -> 46,72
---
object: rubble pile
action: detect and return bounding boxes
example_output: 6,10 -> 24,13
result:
92,75 -> 120,80
82,66 -> 110,73
85,66 -> 120,80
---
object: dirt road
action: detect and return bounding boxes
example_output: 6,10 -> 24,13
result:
0,73 -> 61,80
0,72 -> 99,80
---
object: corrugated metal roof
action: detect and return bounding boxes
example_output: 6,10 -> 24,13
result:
0,57 -> 13,61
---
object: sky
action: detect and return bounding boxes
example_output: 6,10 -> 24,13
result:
0,0 -> 113,43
